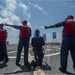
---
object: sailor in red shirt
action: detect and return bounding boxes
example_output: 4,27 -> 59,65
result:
0,23 -> 8,63
5,20 -> 31,67
44,15 -> 75,73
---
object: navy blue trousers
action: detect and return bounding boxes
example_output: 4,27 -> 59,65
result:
60,36 -> 75,71
0,41 -> 8,62
33,48 -> 43,66
16,38 -> 29,65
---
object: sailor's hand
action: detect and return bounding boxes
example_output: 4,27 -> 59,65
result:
44,25 -> 49,29
5,23 -> 9,26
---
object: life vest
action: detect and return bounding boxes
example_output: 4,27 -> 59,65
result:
19,26 -> 31,38
62,20 -> 75,36
0,29 -> 7,41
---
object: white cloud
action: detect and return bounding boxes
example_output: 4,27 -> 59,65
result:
0,0 -> 20,24
34,4 -> 42,10
18,2 -> 31,21
6,0 -> 17,12
1,10 -> 9,17
19,2 -> 29,12
27,21 -> 32,29
0,18 -> 4,23
11,14 -> 20,23
29,2 -> 47,15
1,11 -> 20,24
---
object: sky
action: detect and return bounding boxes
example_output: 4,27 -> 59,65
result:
0,0 -> 75,44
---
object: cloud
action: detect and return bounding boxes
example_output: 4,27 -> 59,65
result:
0,0 -> 20,24
29,2 -> 47,15
27,21 -> 32,29
6,0 -> 17,12
0,18 -> 4,23
19,2 -> 29,12
19,2 -> 30,16
34,4 -> 47,15
1,11 -> 20,24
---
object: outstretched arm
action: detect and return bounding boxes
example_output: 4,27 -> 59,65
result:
0,23 -> 4,26
44,24 -> 56,29
5,23 -> 21,30
5,23 -> 14,27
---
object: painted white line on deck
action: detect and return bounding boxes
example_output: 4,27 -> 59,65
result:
8,48 -> 32,54
8,51 -> 17,54
44,52 -> 60,57
8,52 -> 60,58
